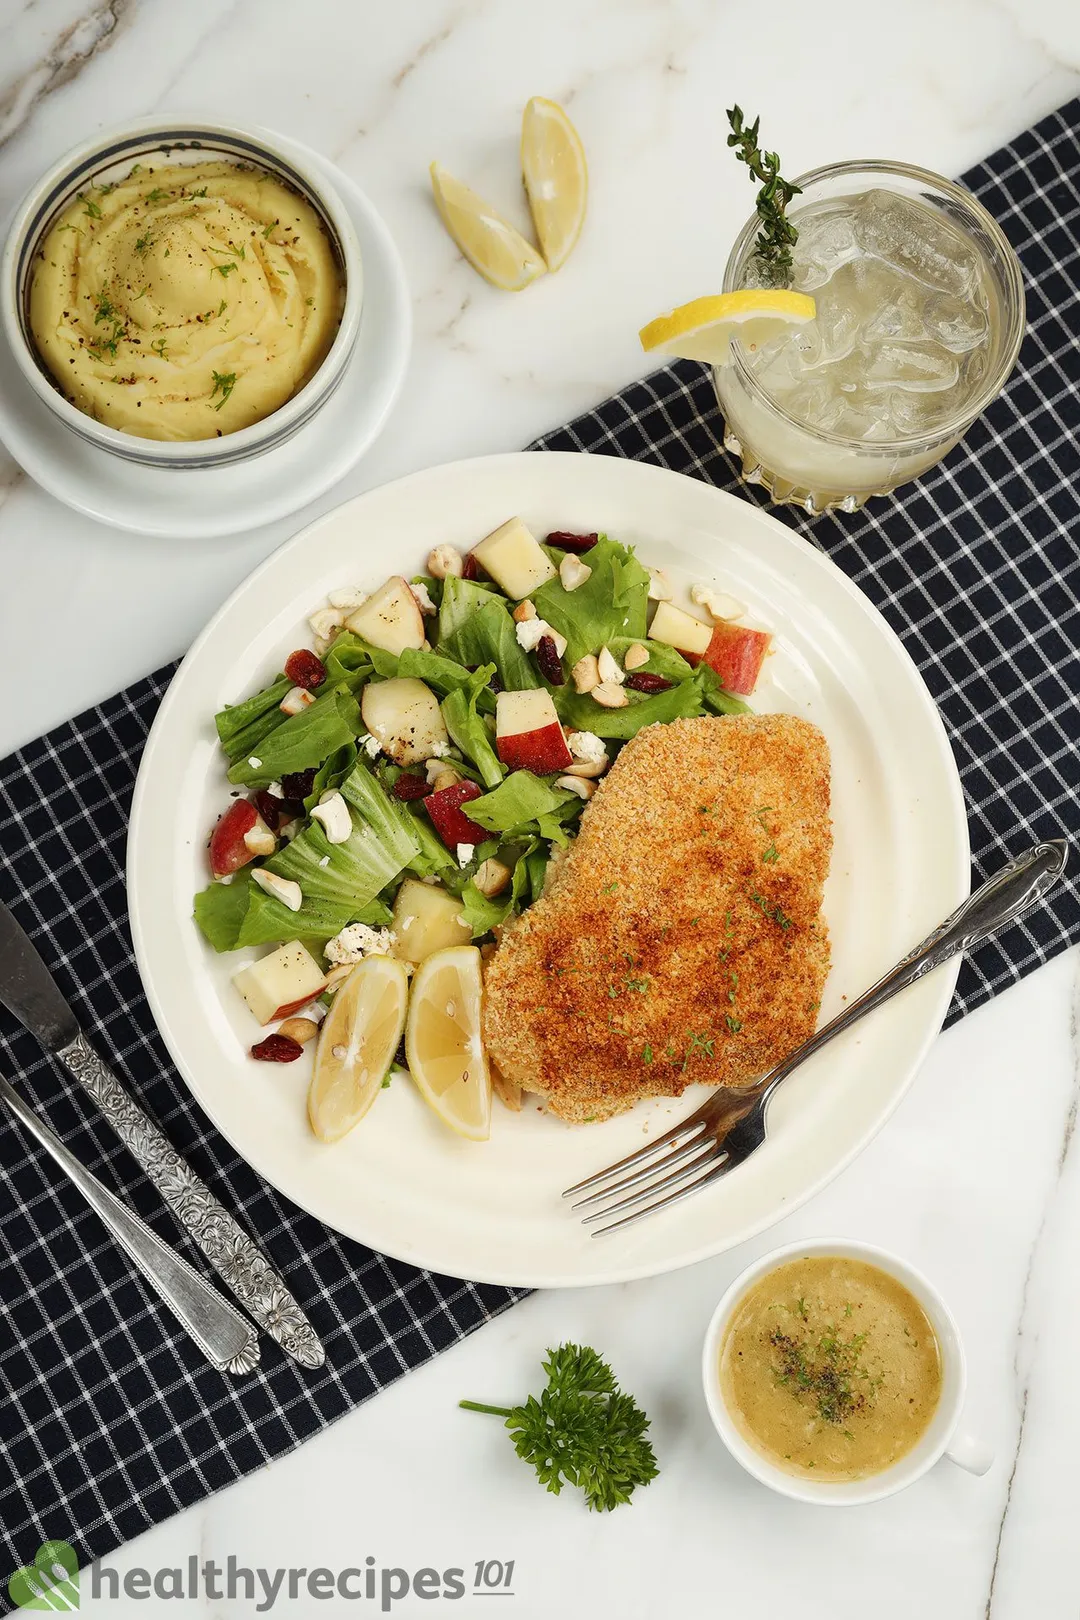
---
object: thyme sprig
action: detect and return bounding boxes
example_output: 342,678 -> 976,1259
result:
726,105 -> 801,277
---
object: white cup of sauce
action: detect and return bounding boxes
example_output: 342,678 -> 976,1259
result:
701,1236 -> 992,1505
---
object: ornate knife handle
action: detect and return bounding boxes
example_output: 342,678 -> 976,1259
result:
59,1033 -> 325,1369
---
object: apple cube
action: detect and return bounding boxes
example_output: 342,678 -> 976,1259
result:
648,600 -> 714,661
702,622 -> 772,695
424,779 -> 486,847
233,942 -> 328,1025
210,799 -> 258,878
391,878 -> 471,965
361,677 -> 448,766
495,689 -> 573,773
344,576 -> 425,656
471,518 -> 557,599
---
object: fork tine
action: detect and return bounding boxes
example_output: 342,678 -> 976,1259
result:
579,1140 -> 724,1224
570,1129 -> 712,1211
589,1155 -> 734,1237
562,1110 -> 711,1199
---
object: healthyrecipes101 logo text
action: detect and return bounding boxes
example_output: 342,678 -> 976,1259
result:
9,1543 -> 518,1611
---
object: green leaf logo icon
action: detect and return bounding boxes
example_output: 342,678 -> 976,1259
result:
8,1541 -> 79,1610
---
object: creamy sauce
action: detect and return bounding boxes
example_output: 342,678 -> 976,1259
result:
28,160 -> 343,440
720,1256 -> 942,1481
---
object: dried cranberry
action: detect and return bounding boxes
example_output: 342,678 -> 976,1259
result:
254,790 -> 283,830
251,1034 -> 304,1063
393,772 -> 432,801
546,531 -> 599,554
280,769 -> 317,801
284,648 -> 327,690
461,552 -> 480,580
535,634 -> 565,685
625,671 -> 674,693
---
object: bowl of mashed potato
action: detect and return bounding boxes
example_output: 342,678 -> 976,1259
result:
1,118 -> 362,468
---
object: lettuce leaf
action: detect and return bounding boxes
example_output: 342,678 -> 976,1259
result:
437,576 -> 540,692
215,675 -> 292,764
237,890 -> 391,951
554,675 -> 703,737
226,690 -> 362,787
460,842 -> 534,937
193,869 -> 255,952
466,770 -> 575,835
441,666 -> 504,788
606,637 -> 696,683
695,662 -> 752,716
323,633 -> 376,687
532,538 -> 650,668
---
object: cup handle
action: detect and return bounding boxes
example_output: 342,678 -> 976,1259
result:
945,1427 -> 994,1476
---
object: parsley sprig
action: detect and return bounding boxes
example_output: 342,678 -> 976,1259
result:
726,105 -> 801,278
461,1344 -> 659,1512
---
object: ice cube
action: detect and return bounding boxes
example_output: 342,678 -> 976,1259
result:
863,288 -> 928,345
863,342 -> 960,393
922,293 -> 990,353
853,189 -> 981,298
790,204 -> 859,292
783,379 -> 848,433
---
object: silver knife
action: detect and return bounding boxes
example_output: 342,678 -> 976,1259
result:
0,900 -> 325,1370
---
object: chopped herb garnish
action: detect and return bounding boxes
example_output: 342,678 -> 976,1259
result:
210,370 -> 237,409
83,199 -> 103,220
262,220 -> 278,237
133,235 -> 153,256
601,882 -> 619,894
761,843 -> 779,863
748,887 -> 792,930
724,1014 -> 743,1034
726,106 -> 801,277
150,337 -> 168,359
146,188 -> 168,203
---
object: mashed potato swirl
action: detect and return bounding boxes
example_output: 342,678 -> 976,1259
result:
28,160 -> 344,441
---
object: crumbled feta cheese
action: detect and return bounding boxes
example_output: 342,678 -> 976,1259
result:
324,924 -> 396,965
514,615 -> 551,653
309,607 -> 346,641
429,740 -> 450,758
248,757 -> 262,770
567,729 -> 606,764
319,856 -> 330,868
360,733 -> 381,759
456,843 -> 476,867
410,580 -> 437,616
328,586 -> 368,610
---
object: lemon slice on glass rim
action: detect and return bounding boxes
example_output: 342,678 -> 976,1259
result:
521,96 -> 588,271
406,945 -> 491,1141
639,290 -> 816,365
430,162 -> 547,292
308,955 -> 409,1144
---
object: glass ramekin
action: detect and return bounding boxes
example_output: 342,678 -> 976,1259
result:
713,160 -> 1026,514
0,117 -> 363,471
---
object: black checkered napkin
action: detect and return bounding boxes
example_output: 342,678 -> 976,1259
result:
1,98 -> 1079,1601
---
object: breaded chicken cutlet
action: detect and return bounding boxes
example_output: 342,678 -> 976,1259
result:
482,714 -> 831,1122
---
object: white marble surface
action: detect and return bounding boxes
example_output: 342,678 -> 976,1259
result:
0,2 -> 1077,1616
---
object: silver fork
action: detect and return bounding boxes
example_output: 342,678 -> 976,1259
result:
565,839 -> 1068,1236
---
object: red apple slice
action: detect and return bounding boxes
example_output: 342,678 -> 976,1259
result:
702,622 -> 772,695
361,677 -> 449,766
344,576 -> 425,655
472,517 -> 557,599
648,600 -> 713,663
495,689 -> 573,773
232,942 -> 328,1024
209,799 -> 258,878
424,780 -> 486,847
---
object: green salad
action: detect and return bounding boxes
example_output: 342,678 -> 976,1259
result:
196,521 -> 765,988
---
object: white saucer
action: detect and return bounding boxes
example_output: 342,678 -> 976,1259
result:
0,138 -> 411,539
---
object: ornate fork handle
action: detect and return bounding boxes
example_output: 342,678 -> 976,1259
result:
752,839 -> 1069,1113
59,1033 -> 325,1369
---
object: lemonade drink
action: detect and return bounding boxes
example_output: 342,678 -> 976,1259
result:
714,162 -> 1025,512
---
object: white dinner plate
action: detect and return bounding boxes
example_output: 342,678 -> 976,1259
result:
128,452 -> 968,1287
0,138 -> 410,538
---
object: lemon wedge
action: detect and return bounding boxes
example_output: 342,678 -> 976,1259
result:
406,945 -> 491,1141
639,290 -> 816,364
430,162 -> 547,292
521,96 -> 587,271
308,955 -> 409,1144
